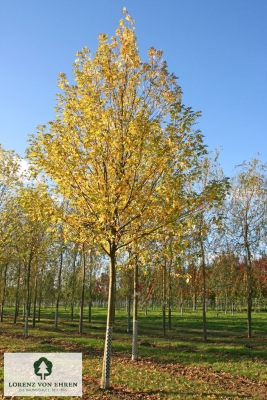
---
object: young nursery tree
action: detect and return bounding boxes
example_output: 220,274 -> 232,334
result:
225,158 -> 267,338
27,9 -> 214,388
190,154 -> 229,341
0,145 -> 24,260
15,184 -> 53,336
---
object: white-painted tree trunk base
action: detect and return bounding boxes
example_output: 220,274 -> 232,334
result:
132,320 -> 138,360
101,325 -> 113,389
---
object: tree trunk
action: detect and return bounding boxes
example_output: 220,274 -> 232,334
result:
132,257 -> 138,360
247,267 -> 252,338
88,249 -> 93,323
113,273 -> 116,323
247,291 -> 252,337
28,297 -> 32,317
14,299 -> 19,324
32,274 -> 38,328
71,245 -> 78,321
231,301 -> 234,316
88,299 -> 92,323
24,256 -> 32,337
71,304 -> 74,321
127,295 -> 131,333
24,309 -> 29,337
14,261 -> 21,324
0,263 -> 8,322
168,263 -> 171,330
54,247 -> 64,330
101,244 -> 116,389
79,244 -> 86,334
22,303 -> 25,321
168,303 -> 171,329
38,294 -> 42,322
162,262 -> 166,337
200,239 -> 207,342
37,267 -> 44,322
216,297 -> 219,317
193,293 -> 197,311
244,225 -> 252,339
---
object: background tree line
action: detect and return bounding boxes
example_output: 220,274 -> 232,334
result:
1,146 -> 266,335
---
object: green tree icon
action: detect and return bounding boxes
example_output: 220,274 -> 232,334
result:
34,357 -> 53,380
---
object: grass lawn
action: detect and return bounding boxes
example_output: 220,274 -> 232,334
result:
0,306 -> 267,399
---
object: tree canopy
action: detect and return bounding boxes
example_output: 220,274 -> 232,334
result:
26,10 -> 208,255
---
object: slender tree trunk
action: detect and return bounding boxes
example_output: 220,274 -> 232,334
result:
14,262 -> 21,324
132,257 -> 138,360
200,239 -> 207,342
0,263 -> 8,322
127,295 -> 131,333
54,307 -> 59,329
37,267 -> 44,322
231,301 -> 234,316
162,262 -> 166,337
113,273 -> 116,323
246,260 -> 252,338
244,225 -> 252,339
168,303 -> 171,328
71,246 -> 78,321
22,303 -> 25,321
32,274 -> 38,328
38,294 -> 42,322
88,250 -> 93,323
168,263 -> 171,330
101,243 -> 116,389
14,299 -> 19,324
28,297 -> 32,317
24,255 -> 33,337
88,299 -> 92,323
24,309 -> 29,337
79,244 -> 86,334
71,304 -> 74,321
54,247 -> 64,330
193,292 -> 197,311
216,295 -> 219,317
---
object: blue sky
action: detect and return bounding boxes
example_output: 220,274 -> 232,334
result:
0,0 -> 266,177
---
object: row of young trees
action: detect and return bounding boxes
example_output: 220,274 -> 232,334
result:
1,204 -> 267,326
1,10 -> 266,389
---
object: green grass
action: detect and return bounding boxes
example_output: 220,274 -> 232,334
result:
1,306 -> 267,399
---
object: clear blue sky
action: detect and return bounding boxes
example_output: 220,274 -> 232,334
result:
0,0 -> 266,177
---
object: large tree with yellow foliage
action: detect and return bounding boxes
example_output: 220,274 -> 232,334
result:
27,9 -> 220,388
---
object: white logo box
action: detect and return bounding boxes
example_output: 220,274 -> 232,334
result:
4,353 -> 82,397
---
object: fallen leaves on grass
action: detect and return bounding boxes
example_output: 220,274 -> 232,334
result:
114,356 -> 267,399
83,376 -> 168,400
